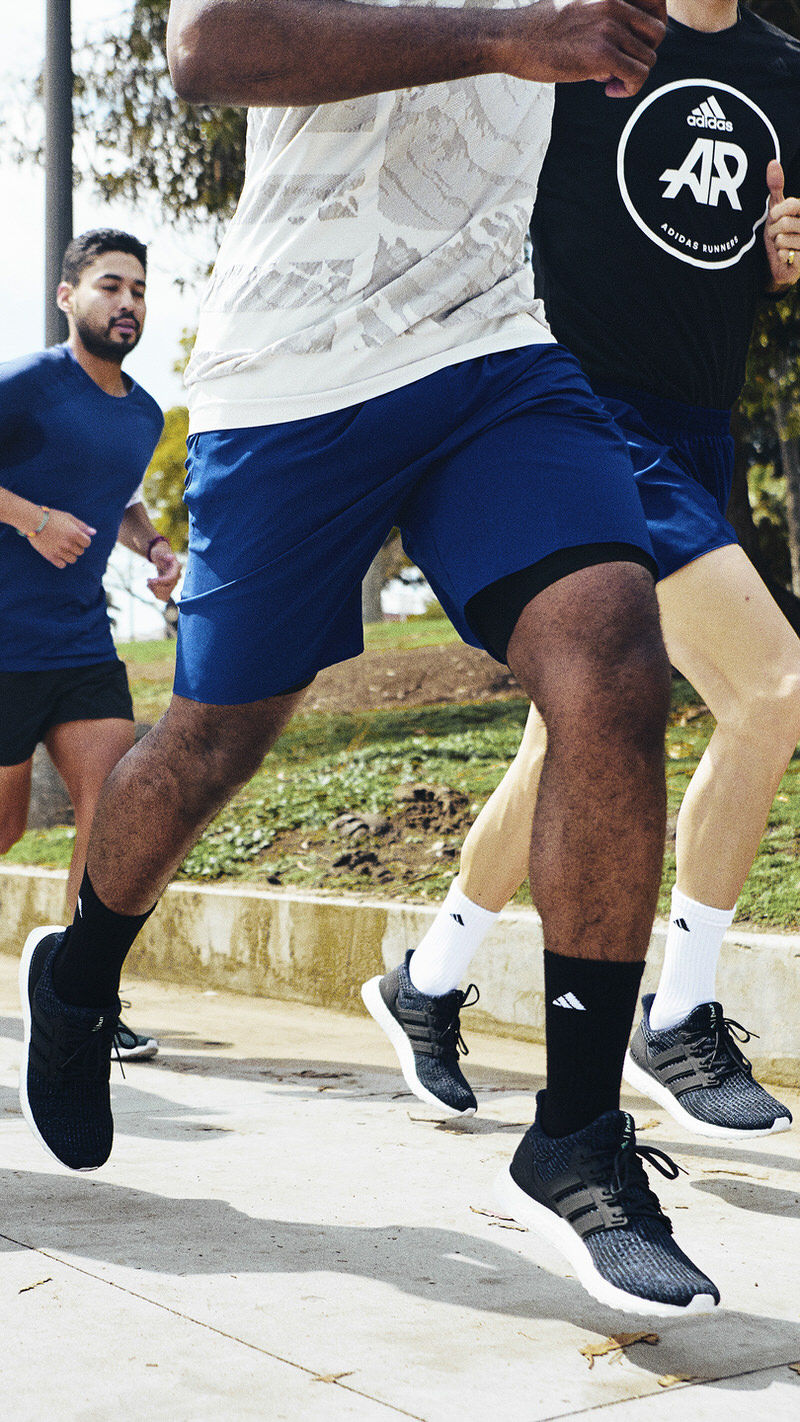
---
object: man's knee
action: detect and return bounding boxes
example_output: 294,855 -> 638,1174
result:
508,563 -> 671,742
157,690 -> 301,798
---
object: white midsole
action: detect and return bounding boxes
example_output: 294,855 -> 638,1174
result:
493,1166 -> 718,1317
361,975 -> 474,1118
623,1051 -> 791,1140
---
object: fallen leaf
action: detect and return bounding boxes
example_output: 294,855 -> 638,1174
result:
313,1372 -> 355,1384
701,1168 -> 768,1180
580,1332 -> 659,1368
788,1361 -> 800,1375
470,1205 -> 527,1230
658,1374 -> 697,1387
638,1118 -> 661,1130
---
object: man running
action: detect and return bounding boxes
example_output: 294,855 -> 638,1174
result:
364,0 -> 800,1158
1,228 -> 180,1060
19,0 -> 720,1315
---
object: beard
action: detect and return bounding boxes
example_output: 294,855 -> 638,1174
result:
73,311 -> 142,363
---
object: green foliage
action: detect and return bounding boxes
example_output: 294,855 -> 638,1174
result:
9,681 -> 800,925
356,616 -> 458,652
73,0 -> 246,227
144,405 -> 190,552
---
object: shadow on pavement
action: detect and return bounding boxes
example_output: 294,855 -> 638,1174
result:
0,1167 -> 798,1392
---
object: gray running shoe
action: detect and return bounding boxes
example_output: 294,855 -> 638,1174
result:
495,1092 -> 719,1316
361,951 -> 478,1116
624,994 -> 791,1139
115,1011 -> 159,1061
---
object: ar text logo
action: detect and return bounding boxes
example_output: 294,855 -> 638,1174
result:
661,137 -> 748,210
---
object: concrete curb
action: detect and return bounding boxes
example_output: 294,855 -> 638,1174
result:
2,863 -> 799,1084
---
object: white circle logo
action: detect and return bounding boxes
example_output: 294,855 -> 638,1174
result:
617,79 -> 780,269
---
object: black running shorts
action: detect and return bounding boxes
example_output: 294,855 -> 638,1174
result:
0,660 -> 134,766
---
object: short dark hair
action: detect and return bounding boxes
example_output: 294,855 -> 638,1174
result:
60,229 -> 148,285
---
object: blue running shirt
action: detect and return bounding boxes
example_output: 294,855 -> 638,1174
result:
0,345 -> 164,670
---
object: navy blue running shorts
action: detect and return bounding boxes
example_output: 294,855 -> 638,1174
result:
175,344 -> 656,705
0,659 -> 134,766
593,382 -> 737,583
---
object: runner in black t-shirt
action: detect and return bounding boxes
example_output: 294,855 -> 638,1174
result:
367,3 -> 800,1144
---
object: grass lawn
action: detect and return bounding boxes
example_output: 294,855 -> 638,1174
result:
6,634 -> 799,930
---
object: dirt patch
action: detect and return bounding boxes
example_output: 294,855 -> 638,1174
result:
304,643 -> 521,713
255,783 -> 477,895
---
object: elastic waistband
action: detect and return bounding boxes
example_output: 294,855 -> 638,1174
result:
591,381 -> 732,439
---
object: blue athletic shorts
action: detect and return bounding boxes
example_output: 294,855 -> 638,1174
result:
175,345 -> 655,705
593,383 -> 736,583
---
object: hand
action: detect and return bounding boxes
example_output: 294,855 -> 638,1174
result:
31,508 -> 95,568
504,0 -> 666,99
147,546 -> 182,601
764,159 -> 800,291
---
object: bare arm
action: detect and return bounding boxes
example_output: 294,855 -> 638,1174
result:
117,502 -> 182,601
167,0 -> 667,107
0,484 -> 95,569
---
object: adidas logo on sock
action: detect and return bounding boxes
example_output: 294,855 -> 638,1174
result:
673,917 -> 690,931
552,992 -> 586,1010
450,913 -> 465,926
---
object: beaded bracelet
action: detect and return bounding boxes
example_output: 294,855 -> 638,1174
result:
16,507 -> 50,538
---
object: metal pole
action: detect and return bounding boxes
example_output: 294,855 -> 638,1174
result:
44,0 -> 73,346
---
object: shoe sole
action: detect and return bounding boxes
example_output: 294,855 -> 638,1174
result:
623,1051 -> 791,1140
361,975 -> 475,1118
18,925 -> 102,1173
493,1165 -> 718,1317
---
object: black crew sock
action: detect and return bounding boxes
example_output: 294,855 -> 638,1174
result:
541,949 -> 644,1139
51,869 -> 157,1008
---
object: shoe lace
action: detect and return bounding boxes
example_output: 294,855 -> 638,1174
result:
687,1014 -> 756,1083
427,983 -> 479,1059
56,1016 -> 123,1081
604,1138 -> 684,1231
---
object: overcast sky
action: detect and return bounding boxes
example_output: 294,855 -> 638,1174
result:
1,1 -> 215,411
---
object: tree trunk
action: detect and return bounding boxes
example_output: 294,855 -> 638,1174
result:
361,550 -> 386,624
776,396 -> 800,595
361,530 -> 407,623
728,404 -> 800,636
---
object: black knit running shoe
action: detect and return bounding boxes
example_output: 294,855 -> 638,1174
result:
19,926 -> 120,1171
624,994 -> 791,1140
361,951 -> 478,1116
494,1092 -> 719,1316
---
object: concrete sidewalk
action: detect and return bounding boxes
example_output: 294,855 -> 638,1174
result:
1,955 -> 799,1421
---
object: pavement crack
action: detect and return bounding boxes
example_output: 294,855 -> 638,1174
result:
0,1233 -> 428,1420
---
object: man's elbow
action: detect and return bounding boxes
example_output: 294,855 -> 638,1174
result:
167,19 -> 214,102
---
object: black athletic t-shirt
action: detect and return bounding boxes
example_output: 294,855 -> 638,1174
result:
531,7 -> 800,408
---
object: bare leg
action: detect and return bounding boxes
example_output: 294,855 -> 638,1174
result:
459,702 -> 545,910
658,544 -> 800,908
507,563 -> 670,964
84,687 -> 308,916
44,718 -> 136,915
0,759 -> 33,855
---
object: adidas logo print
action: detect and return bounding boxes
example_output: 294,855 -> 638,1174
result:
450,913 -> 465,926
673,917 -> 690,932
552,992 -> 586,1011
687,95 -> 732,132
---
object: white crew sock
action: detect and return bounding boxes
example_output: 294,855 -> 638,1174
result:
648,887 -> 736,1032
408,878 -> 499,996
